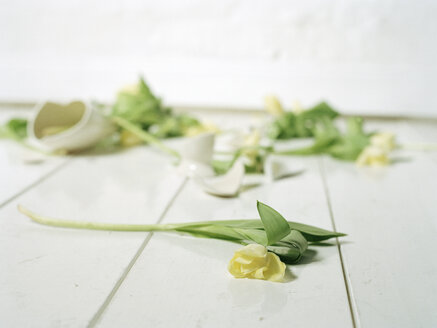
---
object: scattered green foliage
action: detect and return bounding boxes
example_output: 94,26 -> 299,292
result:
212,145 -> 272,175
18,201 -> 345,265
111,77 -> 201,139
268,102 -> 339,139
0,118 -> 28,141
276,117 -> 372,161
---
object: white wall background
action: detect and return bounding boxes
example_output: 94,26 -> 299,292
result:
1,0 -> 437,116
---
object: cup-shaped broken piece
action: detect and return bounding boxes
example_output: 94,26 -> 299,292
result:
28,101 -> 116,152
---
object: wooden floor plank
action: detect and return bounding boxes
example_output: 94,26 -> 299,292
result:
96,157 -> 353,328
321,120 -> 437,327
0,147 -> 185,327
0,110 -> 68,207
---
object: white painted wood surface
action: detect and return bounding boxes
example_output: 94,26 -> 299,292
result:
321,121 -> 437,328
0,110 -> 67,207
0,109 -> 436,327
96,157 -> 352,328
0,145 -> 186,327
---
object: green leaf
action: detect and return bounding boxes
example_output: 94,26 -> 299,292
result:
256,201 -> 291,246
176,225 -> 268,245
268,230 -> 308,264
18,203 -> 346,267
279,230 -> 308,252
178,219 -> 346,241
111,116 -> 180,159
267,245 -> 301,264
326,117 -> 370,161
0,118 -> 28,141
175,225 -> 245,241
276,118 -> 339,156
301,102 -> 339,121
286,222 -> 345,242
234,228 -> 268,245
268,102 -> 339,140
275,116 -> 373,162
111,77 -> 201,140
212,159 -> 235,175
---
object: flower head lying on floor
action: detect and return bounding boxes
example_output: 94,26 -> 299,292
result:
356,132 -> 396,167
229,244 -> 286,282
17,201 -> 345,283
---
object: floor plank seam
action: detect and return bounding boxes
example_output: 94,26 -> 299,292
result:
0,158 -> 73,209
401,121 -> 437,165
87,177 -> 189,328
318,157 -> 360,328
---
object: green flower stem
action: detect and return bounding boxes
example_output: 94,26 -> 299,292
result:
18,205 -> 181,232
18,205 -> 246,234
18,205 -> 345,241
111,116 -> 181,160
18,203 -> 345,264
398,143 -> 437,151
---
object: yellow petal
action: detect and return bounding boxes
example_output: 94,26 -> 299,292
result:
264,96 -> 284,117
235,244 -> 266,258
292,100 -> 304,114
118,84 -> 140,96
228,245 -> 286,282
370,132 -> 396,151
356,145 -> 390,167
120,130 -> 143,147
184,122 -> 220,137
263,253 -> 286,282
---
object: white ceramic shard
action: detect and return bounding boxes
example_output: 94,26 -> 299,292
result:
264,157 -> 305,182
166,132 -> 216,177
214,130 -> 245,153
176,160 -> 215,178
28,101 -> 116,152
194,160 -> 245,197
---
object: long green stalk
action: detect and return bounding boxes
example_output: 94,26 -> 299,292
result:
112,116 -> 181,160
18,202 -> 345,264
18,205 -> 344,242
398,143 -> 437,151
18,205 -> 180,232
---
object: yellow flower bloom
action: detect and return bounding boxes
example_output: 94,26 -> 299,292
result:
243,129 -> 261,148
264,95 -> 284,117
228,244 -> 286,282
292,100 -> 304,114
118,84 -> 140,96
184,122 -> 220,137
120,130 -> 143,147
241,130 -> 261,166
370,132 -> 396,151
356,145 -> 390,167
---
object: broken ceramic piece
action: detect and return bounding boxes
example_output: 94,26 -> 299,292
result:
176,160 -> 215,178
28,101 -> 116,152
166,132 -> 216,177
264,157 -> 305,182
194,160 -> 245,197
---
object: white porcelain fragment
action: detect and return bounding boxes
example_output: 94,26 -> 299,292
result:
194,160 -> 245,197
213,130 -> 245,153
264,157 -> 305,182
28,101 -> 116,152
166,132 -> 216,177
176,160 -> 215,178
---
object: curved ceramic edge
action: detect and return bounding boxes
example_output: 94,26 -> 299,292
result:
194,160 -> 245,197
27,101 -> 116,152
165,132 -> 215,165
264,156 -> 306,182
176,160 -> 215,178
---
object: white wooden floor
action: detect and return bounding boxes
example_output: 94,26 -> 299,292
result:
1,108 -> 436,328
